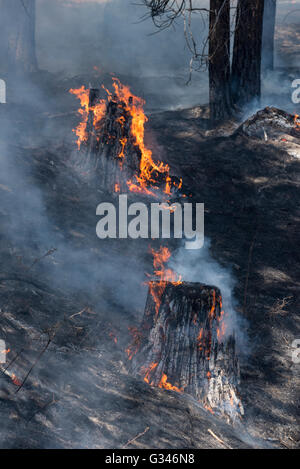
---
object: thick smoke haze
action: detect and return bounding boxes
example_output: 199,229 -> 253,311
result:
33,0 -> 300,113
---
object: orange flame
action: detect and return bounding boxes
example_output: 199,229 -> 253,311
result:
111,78 -> 173,195
143,362 -> 158,384
216,296 -> 227,343
294,114 -> 300,131
69,86 -> 106,149
148,247 -> 182,318
158,374 -> 183,393
209,290 -> 216,320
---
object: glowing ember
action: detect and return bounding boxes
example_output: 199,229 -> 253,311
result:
109,332 -> 118,344
126,327 -> 142,361
294,114 -> 300,131
11,373 -> 22,387
143,362 -> 158,384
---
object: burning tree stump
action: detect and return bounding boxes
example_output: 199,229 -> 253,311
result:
128,282 -> 244,421
76,88 -> 141,193
96,97 -> 141,193
71,81 -> 182,196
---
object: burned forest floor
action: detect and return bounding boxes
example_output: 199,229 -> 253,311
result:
0,71 -> 299,449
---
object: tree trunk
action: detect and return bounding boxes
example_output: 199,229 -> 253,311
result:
262,0 -> 277,72
0,0 -> 38,74
209,0 -> 232,122
231,0 -> 265,108
128,281 -> 244,421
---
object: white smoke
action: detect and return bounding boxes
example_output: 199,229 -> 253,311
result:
170,238 -> 249,353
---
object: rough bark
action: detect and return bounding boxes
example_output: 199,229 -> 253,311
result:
209,0 -> 232,122
0,0 -> 38,74
128,281 -> 244,421
231,0 -> 265,108
262,0 -> 277,72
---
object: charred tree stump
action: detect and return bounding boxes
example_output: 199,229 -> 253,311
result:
78,89 -> 141,194
128,282 -> 244,421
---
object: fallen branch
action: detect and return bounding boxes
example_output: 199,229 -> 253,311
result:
26,248 -> 57,272
208,428 -> 232,449
27,394 -> 60,423
243,226 -> 259,316
15,322 -> 62,394
122,426 -> 150,449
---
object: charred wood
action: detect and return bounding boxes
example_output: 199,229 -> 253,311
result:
129,281 -> 244,421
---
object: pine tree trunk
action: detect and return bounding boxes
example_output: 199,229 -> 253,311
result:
262,0 -> 276,72
0,0 -> 38,74
231,0 -> 265,108
209,0 -> 232,122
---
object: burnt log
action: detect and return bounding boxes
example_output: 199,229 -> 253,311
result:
128,282 -> 244,421
235,107 -> 300,140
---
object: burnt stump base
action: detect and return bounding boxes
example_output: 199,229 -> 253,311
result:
128,282 -> 244,421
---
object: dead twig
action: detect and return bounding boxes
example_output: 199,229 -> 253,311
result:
270,296 -> 293,317
69,306 -> 91,320
27,394 -> 60,423
26,248 -> 57,272
122,426 -> 150,449
15,322 -> 62,394
243,226 -> 259,316
208,428 -> 232,449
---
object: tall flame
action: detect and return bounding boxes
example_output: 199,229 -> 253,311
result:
111,78 -> 171,195
70,86 -> 106,149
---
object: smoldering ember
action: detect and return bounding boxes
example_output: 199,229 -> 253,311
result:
0,0 -> 299,452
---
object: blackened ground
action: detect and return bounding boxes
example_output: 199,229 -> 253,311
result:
0,77 -> 299,449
